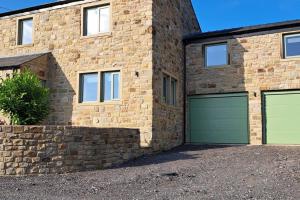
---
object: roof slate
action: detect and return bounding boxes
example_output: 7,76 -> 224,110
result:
0,53 -> 48,68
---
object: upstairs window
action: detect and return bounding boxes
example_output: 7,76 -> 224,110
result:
284,34 -> 300,58
18,18 -> 33,45
162,73 -> 177,106
83,5 -> 110,36
204,43 -> 228,67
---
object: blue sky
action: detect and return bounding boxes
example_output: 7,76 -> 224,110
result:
192,0 -> 300,31
1,0 -> 300,32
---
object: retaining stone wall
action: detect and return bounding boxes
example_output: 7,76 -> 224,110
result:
0,126 -> 144,176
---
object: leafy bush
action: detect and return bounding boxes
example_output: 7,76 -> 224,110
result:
0,70 -> 50,125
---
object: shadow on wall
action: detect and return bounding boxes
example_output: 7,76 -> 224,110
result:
46,53 -> 75,125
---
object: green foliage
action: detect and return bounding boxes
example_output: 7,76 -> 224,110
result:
0,69 -> 50,125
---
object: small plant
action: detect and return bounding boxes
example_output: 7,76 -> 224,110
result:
0,69 -> 50,125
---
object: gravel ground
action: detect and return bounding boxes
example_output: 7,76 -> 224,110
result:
0,145 -> 299,200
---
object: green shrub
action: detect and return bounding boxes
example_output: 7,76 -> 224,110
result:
0,69 -> 50,125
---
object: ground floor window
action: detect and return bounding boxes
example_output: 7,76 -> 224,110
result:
162,73 -> 177,106
101,71 -> 120,101
79,73 -> 99,103
79,70 -> 120,103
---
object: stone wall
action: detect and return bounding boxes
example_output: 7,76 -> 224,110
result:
186,27 -> 300,144
20,53 -> 49,81
152,0 -> 199,150
0,126 -> 144,176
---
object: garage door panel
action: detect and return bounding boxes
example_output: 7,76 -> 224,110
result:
264,92 -> 300,144
189,94 -> 249,144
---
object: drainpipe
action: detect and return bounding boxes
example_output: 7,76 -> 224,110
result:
182,41 -> 187,145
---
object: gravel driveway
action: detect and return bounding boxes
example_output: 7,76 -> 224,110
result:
0,145 -> 299,200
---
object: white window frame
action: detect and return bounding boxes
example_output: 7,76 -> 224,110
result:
162,73 -> 177,106
110,71 -> 120,101
283,33 -> 300,59
101,71 -> 120,102
204,42 -> 229,68
82,4 -> 111,36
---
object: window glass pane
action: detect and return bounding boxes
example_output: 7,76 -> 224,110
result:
163,75 -> 168,103
163,74 -> 170,104
103,72 -> 112,101
205,44 -> 227,67
171,78 -> 177,105
80,73 -> 98,102
113,73 -> 120,99
100,7 -> 110,33
20,19 -> 33,45
285,35 -> 300,57
40,80 -> 46,88
85,7 -> 100,36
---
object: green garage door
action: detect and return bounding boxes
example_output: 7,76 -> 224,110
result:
263,91 -> 300,144
188,93 -> 249,144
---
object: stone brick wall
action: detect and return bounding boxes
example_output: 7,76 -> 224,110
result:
20,54 -> 49,81
0,126 -> 143,175
186,27 -> 300,144
152,0 -> 199,150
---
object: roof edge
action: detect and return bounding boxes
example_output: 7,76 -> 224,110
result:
0,52 -> 50,68
0,0 -> 84,18
184,19 -> 300,43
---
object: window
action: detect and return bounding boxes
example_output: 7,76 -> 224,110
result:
284,34 -> 300,58
171,78 -> 177,105
79,71 -> 121,103
83,5 -> 110,36
163,74 -> 170,104
40,80 -> 47,88
18,18 -> 33,45
101,71 -> 120,101
204,43 -> 228,67
79,73 -> 99,103
162,73 -> 177,106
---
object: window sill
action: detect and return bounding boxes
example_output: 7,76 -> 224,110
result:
80,32 -> 112,39
280,57 -> 300,62
204,64 -> 231,69
77,100 -> 121,106
16,43 -> 34,48
160,102 -> 180,110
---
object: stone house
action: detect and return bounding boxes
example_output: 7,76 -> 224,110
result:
0,0 -> 199,151
0,0 -> 299,151
185,20 -> 300,145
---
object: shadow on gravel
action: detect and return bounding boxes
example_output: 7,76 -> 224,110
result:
113,144 -> 241,168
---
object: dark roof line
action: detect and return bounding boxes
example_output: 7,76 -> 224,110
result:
0,53 -> 49,68
0,0 -> 84,18
184,19 -> 300,43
